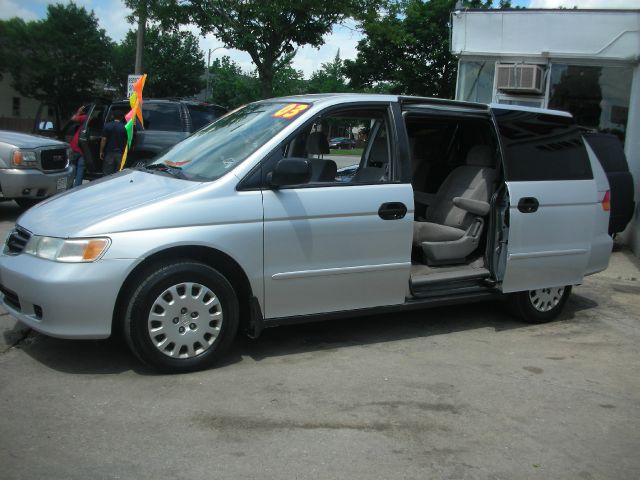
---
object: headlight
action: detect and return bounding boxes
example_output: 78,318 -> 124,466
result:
12,149 -> 38,168
24,236 -> 111,262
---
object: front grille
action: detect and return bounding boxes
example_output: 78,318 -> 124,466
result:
0,284 -> 21,311
41,148 -> 68,171
5,226 -> 31,255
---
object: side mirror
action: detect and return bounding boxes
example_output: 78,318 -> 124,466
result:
269,158 -> 311,188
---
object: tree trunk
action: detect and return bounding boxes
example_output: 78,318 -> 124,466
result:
259,70 -> 273,99
134,3 -> 146,74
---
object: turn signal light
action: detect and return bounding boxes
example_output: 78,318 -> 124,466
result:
601,190 -> 611,211
82,239 -> 110,261
12,151 -> 22,166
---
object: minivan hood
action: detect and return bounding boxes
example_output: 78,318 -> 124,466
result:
18,170 -> 200,237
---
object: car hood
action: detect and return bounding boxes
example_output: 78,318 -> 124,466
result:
0,130 -> 68,149
18,170 -> 201,237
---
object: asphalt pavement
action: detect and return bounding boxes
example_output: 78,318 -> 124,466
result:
1,200 -> 639,479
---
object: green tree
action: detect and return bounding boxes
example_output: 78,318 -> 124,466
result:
207,56 -> 261,108
129,0 -> 380,98
0,3 -> 113,117
345,0 -> 511,98
110,25 -> 205,98
207,54 -> 309,108
307,51 -> 352,94
272,54 -> 308,97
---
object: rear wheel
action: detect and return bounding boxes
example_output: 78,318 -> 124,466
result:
123,261 -> 239,373
509,286 -> 572,324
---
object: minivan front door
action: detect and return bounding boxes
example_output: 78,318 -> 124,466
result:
261,107 -> 414,319
494,108 -> 598,293
78,102 -> 107,175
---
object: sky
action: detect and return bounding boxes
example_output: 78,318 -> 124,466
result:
1,0 -> 638,77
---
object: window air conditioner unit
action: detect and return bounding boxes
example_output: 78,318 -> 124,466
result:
496,64 -> 544,94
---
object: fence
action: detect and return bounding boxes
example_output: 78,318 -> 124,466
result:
0,117 -> 35,133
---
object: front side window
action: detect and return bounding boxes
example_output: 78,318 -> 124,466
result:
86,105 -> 106,132
150,102 -> 309,181
264,108 -> 395,186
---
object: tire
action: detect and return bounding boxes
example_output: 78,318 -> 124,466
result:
509,286 -> 572,324
123,261 -> 239,373
15,198 -> 41,210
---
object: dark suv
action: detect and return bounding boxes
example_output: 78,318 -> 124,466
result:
34,99 -> 227,178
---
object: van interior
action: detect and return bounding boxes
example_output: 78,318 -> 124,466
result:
404,113 -> 503,296
274,107 -> 505,297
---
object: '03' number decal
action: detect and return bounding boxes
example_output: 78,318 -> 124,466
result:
272,103 -> 310,119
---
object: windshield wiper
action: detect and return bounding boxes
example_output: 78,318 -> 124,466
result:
143,163 -> 187,179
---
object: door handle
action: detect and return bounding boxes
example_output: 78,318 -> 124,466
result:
517,197 -> 539,213
378,202 -> 407,220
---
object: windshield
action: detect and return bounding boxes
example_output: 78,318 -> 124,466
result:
149,101 -> 310,181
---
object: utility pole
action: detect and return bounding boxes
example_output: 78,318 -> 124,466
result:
206,49 -> 212,101
134,1 -> 147,74
206,47 -> 224,102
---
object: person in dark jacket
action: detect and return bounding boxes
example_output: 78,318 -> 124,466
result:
99,111 -> 127,175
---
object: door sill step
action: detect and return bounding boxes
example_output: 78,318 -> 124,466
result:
411,267 -> 490,287
410,267 -> 492,298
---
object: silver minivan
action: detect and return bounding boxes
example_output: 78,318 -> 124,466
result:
0,95 -> 615,372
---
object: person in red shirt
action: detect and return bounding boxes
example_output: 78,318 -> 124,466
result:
70,105 -> 89,187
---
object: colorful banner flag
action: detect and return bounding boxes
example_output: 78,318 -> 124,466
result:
120,73 -> 147,171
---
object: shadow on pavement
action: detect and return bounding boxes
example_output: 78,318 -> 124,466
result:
233,297 -> 596,363
11,290 -> 600,376
0,201 -> 22,223
13,333 -> 151,375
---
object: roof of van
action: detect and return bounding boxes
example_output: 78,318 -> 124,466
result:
262,93 -> 573,118
489,103 -> 572,118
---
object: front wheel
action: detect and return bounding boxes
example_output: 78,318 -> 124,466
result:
123,261 -> 239,373
509,286 -> 572,324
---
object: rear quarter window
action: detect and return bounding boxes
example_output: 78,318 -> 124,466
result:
141,103 -> 183,131
493,108 -> 593,181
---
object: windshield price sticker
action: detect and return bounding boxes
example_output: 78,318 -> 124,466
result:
272,103 -> 310,119
165,160 -> 191,167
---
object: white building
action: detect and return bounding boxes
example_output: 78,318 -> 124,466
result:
450,8 -> 640,253
0,75 -> 42,132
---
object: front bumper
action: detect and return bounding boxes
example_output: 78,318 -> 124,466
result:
0,252 -> 134,339
0,167 -> 74,199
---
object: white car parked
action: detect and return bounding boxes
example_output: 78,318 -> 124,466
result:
0,94 -> 618,372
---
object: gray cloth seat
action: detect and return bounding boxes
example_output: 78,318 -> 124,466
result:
413,145 -> 496,264
309,158 -> 337,182
304,132 -> 336,182
353,136 -> 389,183
306,131 -> 330,156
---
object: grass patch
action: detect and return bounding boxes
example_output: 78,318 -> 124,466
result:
329,148 -> 363,156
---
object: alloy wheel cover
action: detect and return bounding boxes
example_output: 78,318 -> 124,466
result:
147,282 -> 223,358
528,287 -> 565,313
